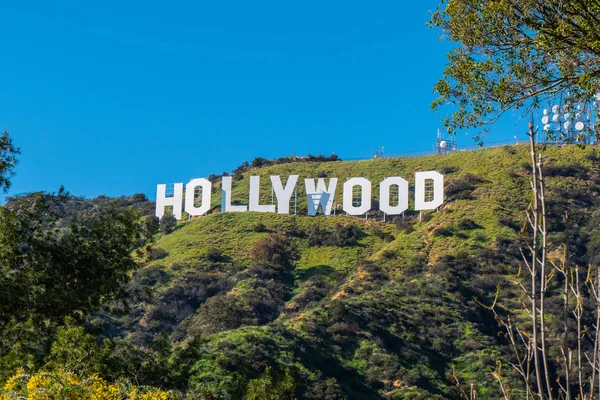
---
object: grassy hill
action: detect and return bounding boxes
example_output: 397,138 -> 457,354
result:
97,144 -> 600,399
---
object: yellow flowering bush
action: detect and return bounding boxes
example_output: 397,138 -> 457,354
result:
0,369 -> 172,400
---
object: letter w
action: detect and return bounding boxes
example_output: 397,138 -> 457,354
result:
305,178 -> 338,216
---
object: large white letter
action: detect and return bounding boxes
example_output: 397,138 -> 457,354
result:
342,177 -> 372,215
415,171 -> 444,210
221,176 -> 247,212
156,183 -> 184,220
249,176 -> 276,213
379,177 -> 409,215
305,178 -> 338,216
185,178 -> 212,216
271,175 -> 298,214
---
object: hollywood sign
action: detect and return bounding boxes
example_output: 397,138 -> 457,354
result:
156,172 -> 444,220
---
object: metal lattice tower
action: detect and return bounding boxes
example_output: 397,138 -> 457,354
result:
436,129 -> 458,154
540,93 -> 600,145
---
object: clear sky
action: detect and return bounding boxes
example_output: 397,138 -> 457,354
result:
0,1 -> 524,201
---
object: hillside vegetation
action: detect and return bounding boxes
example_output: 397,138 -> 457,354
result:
92,144 -> 599,399
4,144 -> 600,399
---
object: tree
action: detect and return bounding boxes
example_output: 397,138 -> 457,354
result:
160,214 -> 177,235
251,234 -> 299,267
143,215 -> 160,239
430,0 -> 600,139
0,189 -> 142,379
187,295 -> 256,337
48,317 -> 107,376
243,366 -> 296,400
0,131 -> 19,192
0,192 -> 141,323
431,2 -> 600,398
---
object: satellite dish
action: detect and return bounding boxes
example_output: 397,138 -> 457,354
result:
552,114 -> 561,123
564,121 -> 573,131
564,112 -> 572,120
543,109 -> 550,116
576,121 -> 586,131
577,104 -> 583,111
544,124 -> 552,131
440,140 -> 447,149
541,116 -> 550,124
552,105 -> 560,114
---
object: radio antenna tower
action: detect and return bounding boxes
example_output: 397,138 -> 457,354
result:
372,144 -> 385,159
436,129 -> 457,154
539,92 -> 600,145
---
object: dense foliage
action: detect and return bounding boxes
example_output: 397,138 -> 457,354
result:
429,0 -> 600,139
0,131 -> 19,193
0,369 -> 171,399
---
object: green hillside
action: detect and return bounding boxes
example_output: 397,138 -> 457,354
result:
90,144 -> 600,399
3,144 -> 600,399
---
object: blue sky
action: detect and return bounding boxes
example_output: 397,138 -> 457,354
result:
0,1 -> 524,200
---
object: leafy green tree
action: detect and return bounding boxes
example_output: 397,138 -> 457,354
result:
48,317 -> 108,376
187,295 -> 256,337
160,214 -> 177,234
0,188 -> 142,379
143,215 -> 160,239
0,193 -> 141,323
429,0 -> 600,138
243,366 -> 296,400
0,131 -> 19,192
251,234 -> 299,267
305,378 -> 347,400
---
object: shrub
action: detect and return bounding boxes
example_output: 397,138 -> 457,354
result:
371,228 -> 395,242
502,145 -> 517,155
160,214 -> 177,235
207,174 -> 220,183
232,161 -> 250,175
457,218 -> 478,230
251,157 -> 270,168
543,164 -> 588,179
187,295 -> 256,336
229,154 -> 341,177
49,317 -> 105,376
587,150 -> 600,162
381,250 -> 396,260
305,377 -> 346,400
499,215 -> 520,231
133,265 -> 170,287
1,369 -> 172,399
243,366 -> 296,400
148,247 -> 169,261
433,226 -> 454,237
307,224 -> 363,247
252,223 -> 267,233
520,161 -> 532,171
143,216 -> 160,239
394,217 -> 415,233
132,193 -> 148,202
206,247 -> 225,262
251,234 -> 299,267
439,166 -> 459,175
445,173 -> 484,200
